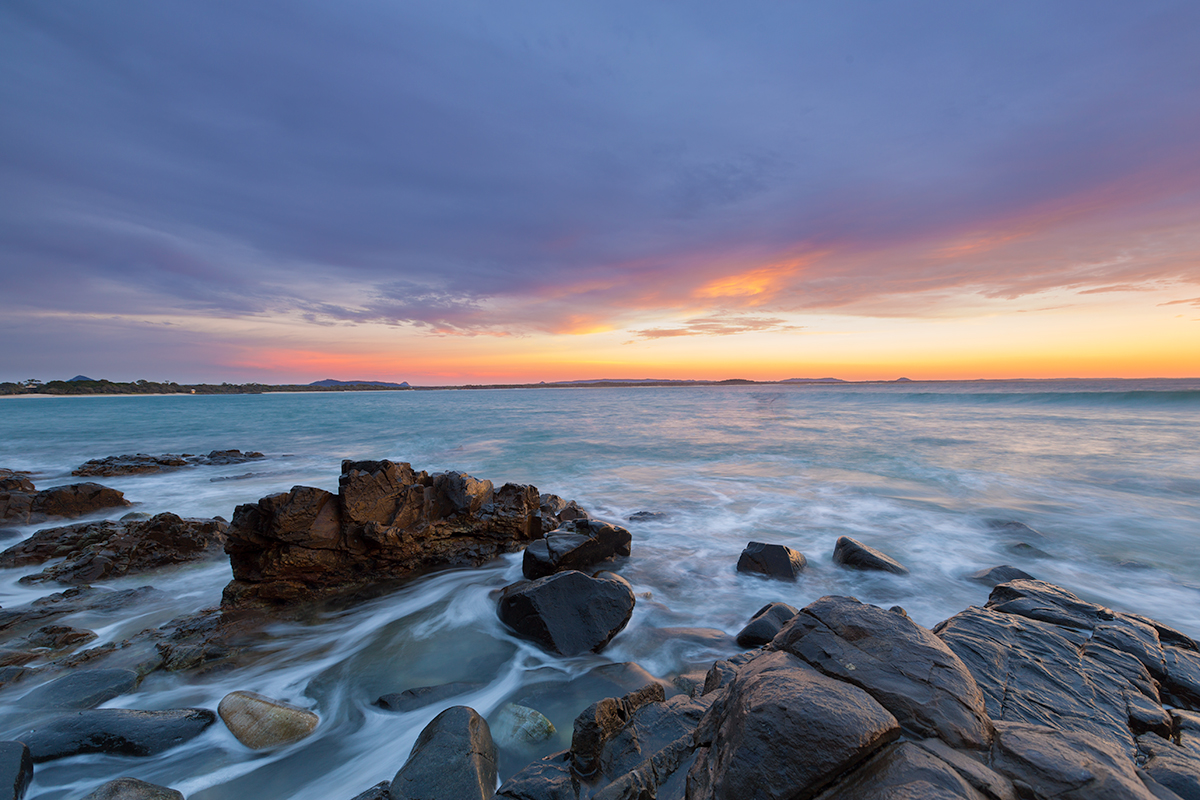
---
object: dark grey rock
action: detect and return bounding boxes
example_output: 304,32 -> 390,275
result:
984,519 -> 1049,542
831,536 -> 909,575
627,511 -> 667,522
376,682 -> 482,713
522,520 -> 632,580
735,602 -> 798,648
911,737 -> 1019,800
990,721 -> 1159,800
15,668 -> 140,709
347,782 -> 392,800
1163,645 -> 1200,709
20,707 -> 216,762
571,683 -> 666,779
687,650 -> 900,800
0,741 -> 32,800
80,777 -> 184,800
985,579 -> 1115,631
816,741 -> 989,800
970,565 -> 1035,587
1137,734 -> 1200,800
1175,709 -> 1200,758
772,595 -> 992,749
389,706 -> 497,800
0,666 -> 33,690
735,542 -> 806,581
495,751 -> 577,800
24,624 -> 96,650
497,571 -> 635,656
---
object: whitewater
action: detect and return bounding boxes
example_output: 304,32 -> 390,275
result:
1,379 -> 1198,798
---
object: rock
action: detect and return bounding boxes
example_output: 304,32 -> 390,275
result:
970,565 -> 1035,586
911,737 -> 1019,800
1162,645 -> 1200,709
687,650 -> 900,800
73,450 -> 265,477
390,706 -> 497,800
771,595 -> 993,749
935,605 -> 1161,755
497,571 -> 636,656
0,741 -> 32,800
348,782 -> 392,800
218,690 -> 319,750
984,519 -> 1049,542
0,470 -> 35,493
571,684 -> 666,779
1175,709 -> 1200,758
25,624 -> 96,649
985,579 -> 1115,631
376,682 -> 483,713
0,586 -> 165,639
1137,734 -> 1200,800
0,667 -> 33,689
223,460 -> 581,605
589,692 -> 712,797
80,777 -> 184,800
735,542 -> 806,581
522,520 -> 632,580
0,513 -> 227,584
0,649 -> 37,667
15,668 -> 140,709
19,707 -> 216,762
990,721 -> 1158,800
627,511 -> 667,522
816,741 -> 989,799
1,480 -> 130,527
495,751 -> 577,800
493,704 -> 556,749
735,602 -> 798,648
831,536 -> 909,575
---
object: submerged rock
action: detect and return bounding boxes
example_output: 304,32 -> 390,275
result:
497,571 -> 635,656
0,741 -> 32,800
223,460 -> 585,605
522,519 -> 632,580
735,542 -> 806,581
73,450 -> 265,477
390,706 -> 497,800
218,690 -> 319,750
0,479 -> 130,527
80,777 -> 184,800
25,624 -> 97,650
20,707 -> 216,762
832,536 -> 910,575
492,703 -> 556,749
376,682 -> 483,713
970,564 -> 1035,586
735,602 -> 798,648
1,513 -> 227,584
15,668 -> 140,709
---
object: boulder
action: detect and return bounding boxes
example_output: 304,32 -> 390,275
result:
80,777 -> 184,800
984,519 -> 1049,542
735,603 -> 798,648
522,520 -> 632,580
25,624 -> 97,649
831,536 -> 909,575
911,737 -> 1019,800
19,707 -> 216,762
970,565 -> 1035,586
15,668 -> 140,709
985,579 -> 1115,630
687,650 -> 900,800
390,706 -> 497,800
1137,733 -> 1200,800
73,450 -> 265,477
492,704 -> 556,749
0,741 -> 32,800
815,741 -> 989,800
1,480 -> 129,527
497,571 -> 636,656
771,596 -> 993,749
376,682 -> 483,713
990,721 -> 1158,800
1,513 -> 227,584
735,542 -> 806,581
571,684 -> 666,779
223,460 -> 582,605
495,751 -> 576,800
218,690 -> 319,750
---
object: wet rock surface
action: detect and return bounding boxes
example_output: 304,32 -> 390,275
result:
223,460 -> 584,605
497,570 -> 636,656
0,512 -> 227,584
376,682 -> 483,713
218,690 -> 319,750
970,564 -> 1035,586
522,519 -> 632,580
735,541 -> 806,580
80,777 -> 185,800
0,741 -> 32,800
831,535 -> 910,575
734,602 -> 797,648
390,706 -> 497,800
19,707 -> 217,762
14,668 -> 140,709
73,449 -> 265,477
0,479 -> 130,527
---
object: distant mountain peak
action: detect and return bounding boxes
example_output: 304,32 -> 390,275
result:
67,375 -> 96,382
780,377 -> 845,383
309,379 -> 410,388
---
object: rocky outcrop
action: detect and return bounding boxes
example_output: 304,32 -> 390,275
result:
19,707 -> 216,762
735,542 -> 806,580
218,690 -> 319,749
390,706 -> 497,800
970,564 -> 1035,586
497,571 -> 636,656
831,536 -> 909,575
72,449 -> 264,477
734,602 -> 797,648
522,519 -> 632,580
223,460 -> 581,605
0,513 -> 227,584
0,478 -> 129,527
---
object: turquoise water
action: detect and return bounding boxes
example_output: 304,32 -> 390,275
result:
2,380 -> 1199,797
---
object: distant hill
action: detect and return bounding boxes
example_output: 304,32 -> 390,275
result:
780,377 -> 846,383
309,379 -> 410,388
67,375 -> 96,382
548,378 -> 698,385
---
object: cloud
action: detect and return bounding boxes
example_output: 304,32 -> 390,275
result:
631,314 -> 803,339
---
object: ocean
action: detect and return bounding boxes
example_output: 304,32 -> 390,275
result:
2,379 -> 1199,798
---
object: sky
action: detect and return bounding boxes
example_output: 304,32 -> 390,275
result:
2,1 -> 1199,384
